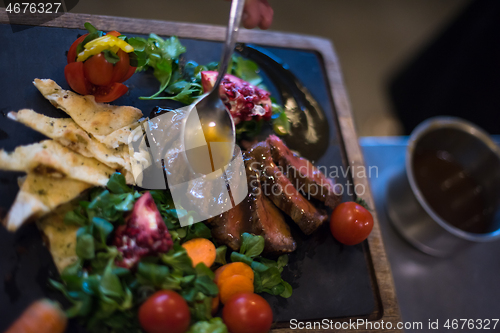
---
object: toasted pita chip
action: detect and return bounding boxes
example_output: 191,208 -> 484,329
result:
37,203 -> 79,273
33,79 -> 143,136
8,109 -> 132,173
93,121 -> 141,149
4,173 -> 91,231
0,140 -> 114,186
127,125 -> 153,187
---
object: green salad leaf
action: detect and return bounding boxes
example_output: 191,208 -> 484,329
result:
92,217 -> 114,244
75,22 -> 104,57
184,222 -> 212,242
84,22 -> 98,34
101,49 -> 120,65
51,173 -> 223,332
107,173 -> 134,194
214,245 -> 227,265
187,318 -> 228,333
229,233 -> 293,298
76,233 -> 95,260
51,164 -> 294,332
130,34 -> 188,100
239,233 -> 265,258
231,56 -> 263,86
136,262 -> 170,288
64,208 -> 87,226
161,245 -> 196,275
235,119 -> 264,140
271,103 -> 291,136
130,34 -> 290,138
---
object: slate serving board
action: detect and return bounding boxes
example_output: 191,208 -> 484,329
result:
0,24 -> 376,330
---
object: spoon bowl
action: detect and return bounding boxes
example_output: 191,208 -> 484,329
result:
183,0 -> 245,174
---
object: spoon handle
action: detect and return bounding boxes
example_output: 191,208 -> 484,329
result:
212,0 -> 245,92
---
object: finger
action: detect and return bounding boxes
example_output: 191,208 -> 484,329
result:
242,0 -> 261,29
258,0 -> 273,30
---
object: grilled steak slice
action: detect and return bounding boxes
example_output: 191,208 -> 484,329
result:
267,135 -> 341,209
247,141 -> 328,235
208,198 -> 250,251
245,155 -> 296,254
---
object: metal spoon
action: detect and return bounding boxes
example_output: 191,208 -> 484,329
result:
183,0 -> 245,173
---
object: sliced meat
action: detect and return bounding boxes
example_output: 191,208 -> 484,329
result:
209,154 -> 297,254
246,141 -> 328,235
245,155 -> 296,254
267,135 -> 341,209
208,198 -> 250,251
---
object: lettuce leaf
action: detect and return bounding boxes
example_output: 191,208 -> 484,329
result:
187,318 -> 228,333
229,233 -> 293,298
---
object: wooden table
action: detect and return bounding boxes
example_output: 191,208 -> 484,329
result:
0,10 -> 402,332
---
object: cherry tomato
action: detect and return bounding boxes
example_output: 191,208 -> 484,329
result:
110,49 -> 131,83
65,29 -> 134,102
67,33 -> 87,64
106,30 -> 121,37
83,53 -> 114,86
119,65 -> 136,83
67,31 -> 120,64
330,202 -> 374,245
222,293 -> 273,333
94,83 -> 128,103
64,62 -> 91,95
138,290 -> 190,333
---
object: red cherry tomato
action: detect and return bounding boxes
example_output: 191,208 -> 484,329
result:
67,31 -> 120,64
106,30 -> 121,37
110,49 -> 131,83
65,29 -> 134,102
222,293 -> 273,333
93,83 -> 128,103
67,33 -> 87,64
64,62 -> 92,95
83,53 -> 114,86
138,290 -> 190,333
330,202 -> 374,245
119,65 -> 136,83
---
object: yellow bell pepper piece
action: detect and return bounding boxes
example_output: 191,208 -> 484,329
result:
77,35 -> 134,62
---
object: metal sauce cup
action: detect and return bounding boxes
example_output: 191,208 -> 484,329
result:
386,117 -> 500,257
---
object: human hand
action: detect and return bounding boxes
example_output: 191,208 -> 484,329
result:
226,0 -> 274,30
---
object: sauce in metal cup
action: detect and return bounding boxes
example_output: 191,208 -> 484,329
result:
386,117 -> 500,257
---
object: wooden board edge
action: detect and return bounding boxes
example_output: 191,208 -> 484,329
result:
0,10 -> 330,50
314,39 -> 403,331
268,39 -> 403,332
0,9 -> 402,331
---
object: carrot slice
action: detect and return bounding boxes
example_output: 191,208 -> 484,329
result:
211,295 -> 220,316
182,238 -> 217,268
214,262 -> 254,287
5,299 -> 67,333
214,265 -> 228,284
219,275 -> 255,304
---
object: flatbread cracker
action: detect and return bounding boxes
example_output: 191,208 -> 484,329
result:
37,203 -> 80,273
0,140 -> 114,186
93,122 -> 141,149
4,173 -> 91,231
8,109 -> 131,172
33,79 -> 143,136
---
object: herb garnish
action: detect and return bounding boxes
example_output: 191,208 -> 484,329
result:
50,173 -> 291,332
127,34 -> 290,137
